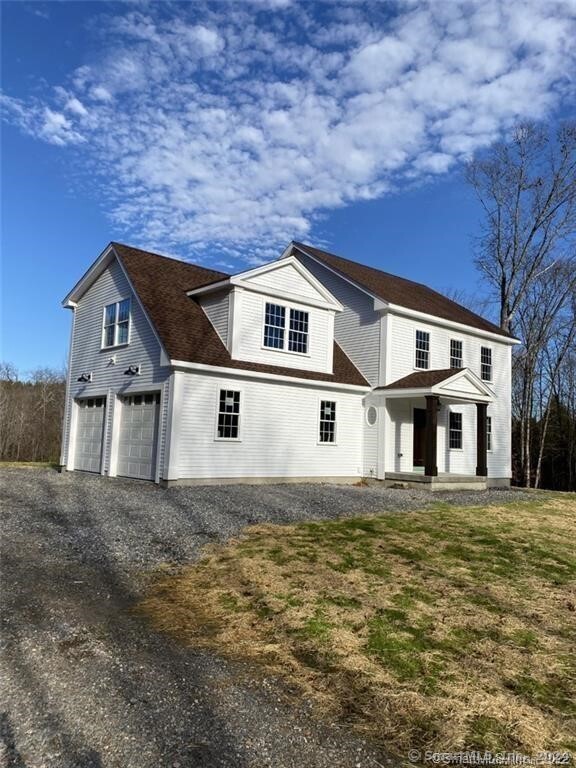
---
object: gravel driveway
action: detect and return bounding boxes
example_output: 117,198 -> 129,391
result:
1,467 -> 533,768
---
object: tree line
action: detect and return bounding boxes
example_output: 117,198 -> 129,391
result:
0,363 -> 66,463
467,122 -> 576,490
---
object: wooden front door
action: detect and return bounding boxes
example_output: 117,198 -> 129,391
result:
413,408 -> 426,467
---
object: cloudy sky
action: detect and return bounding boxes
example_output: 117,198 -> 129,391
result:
2,0 -> 575,369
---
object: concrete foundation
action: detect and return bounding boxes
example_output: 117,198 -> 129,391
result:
383,472 -> 488,491
159,475 -> 361,488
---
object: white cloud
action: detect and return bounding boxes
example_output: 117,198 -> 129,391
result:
2,0 -> 576,263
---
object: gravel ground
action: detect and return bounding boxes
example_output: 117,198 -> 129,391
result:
0,467 -> 538,768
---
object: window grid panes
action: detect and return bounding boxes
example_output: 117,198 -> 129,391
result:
449,412 -> 462,449
486,415 -> 492,451
263,303 -> 286,349
481,347 -> 492,381
217,389 -> 240,439
415,330 -> 430,369
450,339 -> 463,369
319,400 -> 336,443
103,299 -> 130,347
288,309 -> 309,353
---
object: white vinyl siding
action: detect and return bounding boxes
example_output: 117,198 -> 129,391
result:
386,313 -> 512,479
174,371 -> 363,479
295,253 -> 381,385
61,257 -> 170,476
234,291 -> 332,373
199,290 -> 230,347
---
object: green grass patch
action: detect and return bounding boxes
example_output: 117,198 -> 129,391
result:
139,493 -> 576,761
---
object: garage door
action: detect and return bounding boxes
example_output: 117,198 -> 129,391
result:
117,393 -> 160,480
75,397 -> 106,472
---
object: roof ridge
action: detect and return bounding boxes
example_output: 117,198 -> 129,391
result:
293,240 -> 431,292
112,241 -> 230,278
292,240 -> 509,338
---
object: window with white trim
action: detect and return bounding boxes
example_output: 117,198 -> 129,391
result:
481,346 -> 492,381
263,302 -> 309,354
415,330 -> 430,369
319,400 -> 336,443
263,303 -> 285,349
486,415 -> 492,451
450,339 -> 463,369
217,389 -> 241,439
102,298 -> 130,348
449,412 -> 462,449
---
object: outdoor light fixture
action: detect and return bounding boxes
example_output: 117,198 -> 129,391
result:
124,364 -> 141,376
77,372 -> 92,383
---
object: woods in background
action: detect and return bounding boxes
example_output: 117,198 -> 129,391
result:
468,121 -> 576,490
0,363 -> 66,463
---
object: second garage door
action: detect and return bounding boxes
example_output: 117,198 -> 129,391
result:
117,393 -> 160,480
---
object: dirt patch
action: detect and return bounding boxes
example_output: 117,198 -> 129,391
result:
139,496 -> 576,759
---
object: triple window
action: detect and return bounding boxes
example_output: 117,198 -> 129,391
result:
217,389 -> 241,439
415,330 -> 430,369
264,302 -> 309,354
450,339 -> 463,369
449,412 -> 463,450
481,347 -> 492,382
103,298 -> 130,348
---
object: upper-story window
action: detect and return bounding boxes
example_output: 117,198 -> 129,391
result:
263,302 -> 309,354
415,330 -> 430,369
481,346 -> 493,382
450,339 -> 463,369
102,298 -> 130,348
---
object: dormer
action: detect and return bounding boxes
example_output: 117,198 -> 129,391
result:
188,256 -> 343,374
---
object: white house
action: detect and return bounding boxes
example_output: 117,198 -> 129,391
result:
60,241 -> 519,489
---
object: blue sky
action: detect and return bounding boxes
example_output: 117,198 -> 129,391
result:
2,0 -> 575,373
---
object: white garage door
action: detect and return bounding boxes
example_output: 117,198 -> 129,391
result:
75,397 -> 106,472
117,393 -> 160,480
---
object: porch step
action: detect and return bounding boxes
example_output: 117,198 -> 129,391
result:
384,472 -> 487,491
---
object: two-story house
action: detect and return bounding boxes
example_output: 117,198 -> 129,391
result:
60,241 -> 518,489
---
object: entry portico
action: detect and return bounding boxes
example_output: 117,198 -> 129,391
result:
373,368 -> 495,490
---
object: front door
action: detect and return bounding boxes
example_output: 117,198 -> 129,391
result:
413,408 -> 426,468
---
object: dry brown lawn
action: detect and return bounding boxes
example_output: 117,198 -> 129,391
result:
139,495 -> 576,760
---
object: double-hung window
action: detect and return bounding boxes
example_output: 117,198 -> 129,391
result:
263,302 -> 309,354
319,400 -> 336,443
415,330 -> 430,369
217,389 -> 241,439
449,412 -> 463,449
481,347 -> 492,382
486,415 -> 492,451
450,339 -> 463,369
103,298 -> 130,348
263,303 -> 285,349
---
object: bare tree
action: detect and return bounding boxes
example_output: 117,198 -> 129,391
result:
467,122 -> 576,334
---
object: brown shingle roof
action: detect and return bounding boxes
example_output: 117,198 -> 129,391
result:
293,242 -> 511,338
380,369 -> 462,390
113,243 -> 368,387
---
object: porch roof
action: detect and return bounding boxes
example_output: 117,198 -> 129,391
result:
375,368 -> 494,403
